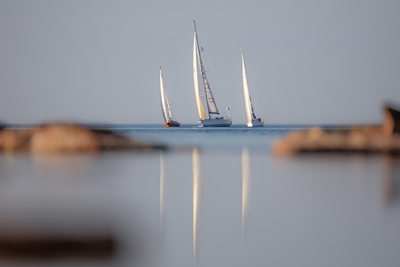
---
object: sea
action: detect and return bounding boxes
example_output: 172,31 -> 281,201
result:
0,123 -> 399,267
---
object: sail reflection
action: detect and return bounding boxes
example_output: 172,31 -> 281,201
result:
192,147 -> 200,265
159,151 -> 164,233
241,148 -> 250,241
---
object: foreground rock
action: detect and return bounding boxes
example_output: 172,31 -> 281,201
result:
0,124 -> 165,153
0,235 -> 116,259
273,104 -> 400,155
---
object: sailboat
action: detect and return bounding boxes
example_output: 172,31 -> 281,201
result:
159,67 -> 180,127
241,46 -> 264,127
192,21 -> 232,127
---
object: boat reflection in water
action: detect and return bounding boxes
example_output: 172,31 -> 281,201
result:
160,151 -> 165,233
241,148 -> 250,242
192,147 -> 200,265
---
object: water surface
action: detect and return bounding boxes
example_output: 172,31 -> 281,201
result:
0,124 -> 399,266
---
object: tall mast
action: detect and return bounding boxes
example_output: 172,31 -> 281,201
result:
193,21 -> 219,119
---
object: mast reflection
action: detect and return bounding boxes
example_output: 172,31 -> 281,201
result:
160,151 -> 164,233
192,147 -> 200,265
242,148 -> 250,241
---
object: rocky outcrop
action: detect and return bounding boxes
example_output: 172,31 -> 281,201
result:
0,124 -> 165,153
273,104 -> 400,155
30,124 -> 99,153
0,128 -> 34,152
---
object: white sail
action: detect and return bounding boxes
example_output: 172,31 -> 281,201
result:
192,21 -> 231,127
241,48 -> 253,124
159,67 -> 173,122
241,46 -> 263,127
193,33 -> 207,120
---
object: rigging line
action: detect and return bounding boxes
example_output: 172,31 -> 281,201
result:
199,41 -> 220,106
194,20 -> 212,79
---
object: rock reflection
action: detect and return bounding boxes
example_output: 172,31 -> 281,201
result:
383,155 -> 400,205
32,154 -> 96,181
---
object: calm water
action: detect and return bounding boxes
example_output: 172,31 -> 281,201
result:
0,124 -> 399,266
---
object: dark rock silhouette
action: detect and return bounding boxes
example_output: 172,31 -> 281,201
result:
273,104 -> 400,155
383,103 -> 400,135
0,235 -> 116,259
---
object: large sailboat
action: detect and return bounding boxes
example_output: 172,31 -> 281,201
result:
241,46 -> 264,127
192,21 -> 232,127
159,67 -> 180,127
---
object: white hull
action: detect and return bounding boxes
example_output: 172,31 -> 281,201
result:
200,118 -> 232,127
247,119 -> 264,127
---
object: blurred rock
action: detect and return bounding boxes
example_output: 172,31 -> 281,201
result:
383,103 -> 400,135
30,124 -> 99,153
0,124 -> 165,153
0,129 -> 34,152
273,104 -> 400,155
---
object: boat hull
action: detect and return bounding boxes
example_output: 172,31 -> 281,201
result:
200,118 -> 232,127
164,120 -> 181,127
247,119 -> 264,127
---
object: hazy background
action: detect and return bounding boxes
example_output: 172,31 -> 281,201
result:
0,0 -> 399,125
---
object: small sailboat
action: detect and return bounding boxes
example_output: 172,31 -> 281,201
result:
241,46 -> 264,127
159,67 -> 180,127
192,21 -> 232,127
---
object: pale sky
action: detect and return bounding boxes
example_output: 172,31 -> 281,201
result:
0,1 -> 399,125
